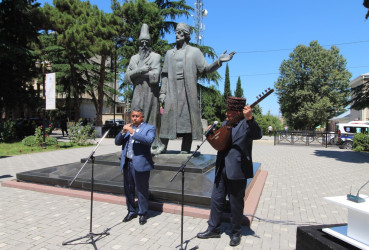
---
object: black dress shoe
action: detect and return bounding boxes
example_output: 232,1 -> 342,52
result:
123,212 -> 137,222
139,215 -> 147,225
230,234 -> 241,246
197,229 -> 221,239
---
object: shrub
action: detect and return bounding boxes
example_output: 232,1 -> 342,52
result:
46,136 -> 58,145
0,120 -> 17,142
22,126 -> 58,147
22,136 -> 37,146
68,119 -> 97,145
353,133 -> 369,152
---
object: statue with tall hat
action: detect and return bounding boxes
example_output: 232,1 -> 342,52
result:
158,22 -> 236,154
124,23 -> 164,154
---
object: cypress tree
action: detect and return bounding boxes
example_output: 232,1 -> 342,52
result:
234,76 -> 244,98
223,63 -> 232,100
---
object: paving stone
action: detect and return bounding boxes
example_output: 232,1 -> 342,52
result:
1,133 -> 369,249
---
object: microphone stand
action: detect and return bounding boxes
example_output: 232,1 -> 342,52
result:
62,129 -> 111,249
170,136 -> 210,250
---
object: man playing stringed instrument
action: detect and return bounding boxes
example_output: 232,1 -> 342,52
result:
197,96 -> 262,247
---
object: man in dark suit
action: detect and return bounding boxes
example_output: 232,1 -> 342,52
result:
115,108 -> 155,225
197,97 -> 262,246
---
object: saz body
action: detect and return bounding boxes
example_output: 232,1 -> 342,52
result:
207,88 -> 274,151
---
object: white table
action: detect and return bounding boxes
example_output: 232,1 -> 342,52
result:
323,195 -> 369,249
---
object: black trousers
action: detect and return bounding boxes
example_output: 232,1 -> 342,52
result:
208,166 -> 247,235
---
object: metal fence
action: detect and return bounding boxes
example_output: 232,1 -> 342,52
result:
274,131 -> 338,148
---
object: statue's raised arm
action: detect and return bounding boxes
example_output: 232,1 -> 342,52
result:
158,22 -> 237,155
219,50 -> 236,63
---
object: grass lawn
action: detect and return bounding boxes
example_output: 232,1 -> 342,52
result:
0,141 -> 94,157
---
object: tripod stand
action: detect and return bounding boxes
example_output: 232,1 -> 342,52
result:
62,129 -> 111,249
170,138 -> 209,250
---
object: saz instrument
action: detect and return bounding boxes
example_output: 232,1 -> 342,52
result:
207,88 -> 274,151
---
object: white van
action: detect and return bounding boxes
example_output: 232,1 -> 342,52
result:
335,123 -> 369,149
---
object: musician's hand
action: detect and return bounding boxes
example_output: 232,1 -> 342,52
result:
123,123 -> 134,134
243,106 -> 253,121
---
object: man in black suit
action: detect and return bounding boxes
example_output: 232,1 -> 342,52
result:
197,96 -> 262,246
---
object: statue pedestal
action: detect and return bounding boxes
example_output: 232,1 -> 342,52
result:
16,152 -> 261,208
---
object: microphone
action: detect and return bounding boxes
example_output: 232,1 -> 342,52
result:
347,180 -> 369,203
205,121 -> 218,137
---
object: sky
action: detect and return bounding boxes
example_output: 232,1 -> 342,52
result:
37,0 -> 369,116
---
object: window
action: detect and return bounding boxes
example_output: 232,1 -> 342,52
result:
117,106 -> 124,114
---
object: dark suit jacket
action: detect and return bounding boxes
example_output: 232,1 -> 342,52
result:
216,118 -> 262,180
115,122 -> 155,172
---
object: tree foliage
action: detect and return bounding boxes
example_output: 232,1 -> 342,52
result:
200,84 -> 224,123
0,0 -> 225,126
0,0 -> 40,118
223,63 -> 232,100
234,76 -> 244,98
40,0 -> 123,125
254,111 -> 282,135
41,0 -> 95,121
275,41 -> 351,130
153,0 -> 193,37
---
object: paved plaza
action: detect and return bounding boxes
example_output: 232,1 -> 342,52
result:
1,131 -> 368,249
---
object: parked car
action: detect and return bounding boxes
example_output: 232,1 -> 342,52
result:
15,117 -> 54,139
335,123 -> 369,149
104,119 -> 125,126
102,119 -> 125,138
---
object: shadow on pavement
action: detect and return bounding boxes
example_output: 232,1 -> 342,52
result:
313,150 -> 369,163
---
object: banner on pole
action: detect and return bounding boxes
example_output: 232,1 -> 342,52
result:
45,73 -> 56,110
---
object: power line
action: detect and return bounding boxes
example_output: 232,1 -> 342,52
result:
230,66 -> 369,78
220,40 -> 369,55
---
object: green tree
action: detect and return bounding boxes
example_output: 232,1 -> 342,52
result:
42,0 -> 95,121
223,63 -> 232,100
254,111 -> 282,135
275,41 -> 351,130
33,31 -> 69,121
84,6 -> 123,126
153,0 -> 193,37
0,0 -> 40,118
41,0 -> 123,125
221,63 -> 232,120
234,76 -> 244,98
200,84 -> 224,123
252,104 -> 262,117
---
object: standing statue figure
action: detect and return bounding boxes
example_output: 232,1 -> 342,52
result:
159,22 -> 235,154
124,23 -> 163,154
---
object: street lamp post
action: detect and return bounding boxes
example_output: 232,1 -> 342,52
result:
35,60 -> 52,149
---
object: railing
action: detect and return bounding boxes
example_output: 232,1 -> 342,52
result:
274,131 -> 338,148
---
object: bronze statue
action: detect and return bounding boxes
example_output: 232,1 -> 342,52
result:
159,22 -> 235,154
124,24 -> 163,154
